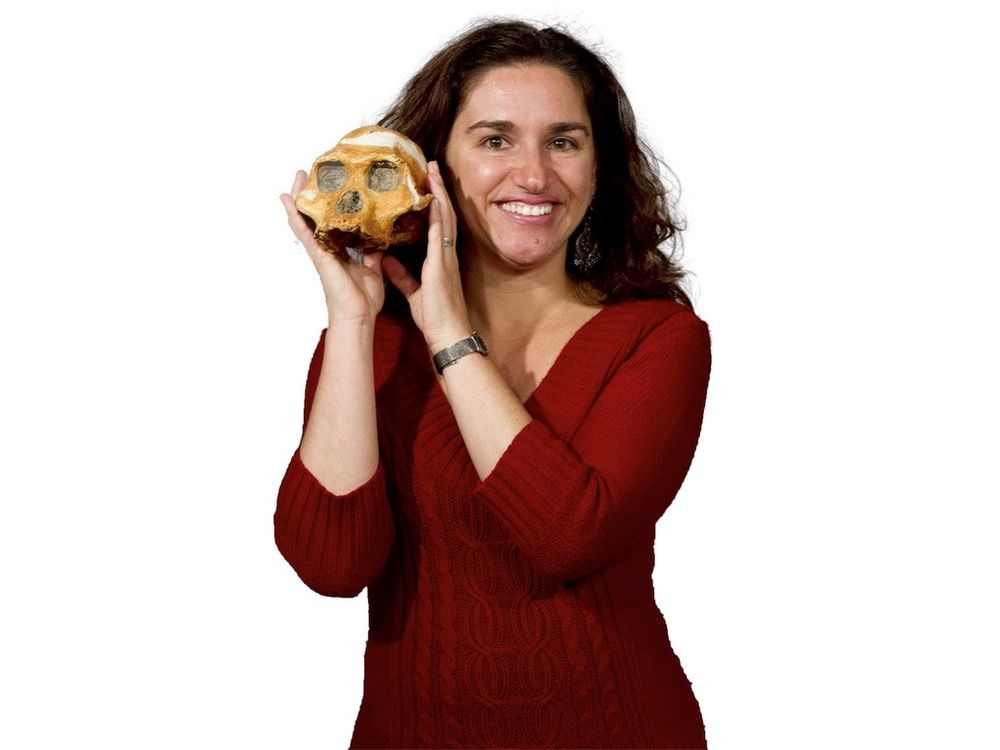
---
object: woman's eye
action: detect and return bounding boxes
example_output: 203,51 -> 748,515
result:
484,136 -> 505,149
552,138 -> 575,150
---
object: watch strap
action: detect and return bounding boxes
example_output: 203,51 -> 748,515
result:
433,331 -> 488,375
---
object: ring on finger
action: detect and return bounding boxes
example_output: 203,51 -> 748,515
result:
442,237 -> 454,247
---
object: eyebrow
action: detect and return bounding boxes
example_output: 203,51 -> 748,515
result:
465,119 -> 591,137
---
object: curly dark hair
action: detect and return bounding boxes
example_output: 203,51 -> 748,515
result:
378,17 -> 694,309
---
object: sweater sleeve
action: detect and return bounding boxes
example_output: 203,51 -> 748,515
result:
273,328 -> 396,598
472,311 -> 711,583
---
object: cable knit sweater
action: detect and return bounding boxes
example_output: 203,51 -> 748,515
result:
274,297 -> 712,749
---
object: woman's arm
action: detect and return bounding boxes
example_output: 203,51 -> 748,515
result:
434,344 -> 533,480
461,311 -> 711,582
273,325 -> 396,598
379,160 -> 534,479
274,170 -> 399,598
299,319 -> 380,494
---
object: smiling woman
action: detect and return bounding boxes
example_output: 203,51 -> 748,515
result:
275,17 -> 712,750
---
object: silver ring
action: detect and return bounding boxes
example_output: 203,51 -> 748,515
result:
442,237 -> 454,247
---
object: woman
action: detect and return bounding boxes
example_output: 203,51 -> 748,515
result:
275,18 -> 712,750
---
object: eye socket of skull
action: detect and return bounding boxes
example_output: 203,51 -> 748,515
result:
317,161 -> 347,192
367,161 -> 401,192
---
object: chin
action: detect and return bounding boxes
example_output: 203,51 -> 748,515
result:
497,247 -> 563,268
488,236 -> 569,267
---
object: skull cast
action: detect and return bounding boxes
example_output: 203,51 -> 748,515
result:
294,125 -> 434,254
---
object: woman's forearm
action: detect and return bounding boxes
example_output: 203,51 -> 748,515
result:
299,319 -> 380,495
436,352 -> 532,481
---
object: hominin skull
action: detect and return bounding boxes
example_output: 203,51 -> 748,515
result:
294,125 -> 433,253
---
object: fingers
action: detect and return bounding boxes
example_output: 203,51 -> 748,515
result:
426,161 -> 458,270
279,172 -> 354,282
278,170 -> 308,217
363,250 -> 384,274
279,171 -> 321,247
382,255 -> 420,298
280,191 -> 316,247
278,171 -> 308,208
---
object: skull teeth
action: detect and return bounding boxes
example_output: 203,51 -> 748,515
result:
500,202 -> 554,216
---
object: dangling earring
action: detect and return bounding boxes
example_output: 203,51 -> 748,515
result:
573,202 -> 599,274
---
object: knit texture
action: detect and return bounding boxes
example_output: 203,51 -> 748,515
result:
274,298 -> 712,749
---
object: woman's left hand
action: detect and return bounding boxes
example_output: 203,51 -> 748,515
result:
381,160 -> 474,354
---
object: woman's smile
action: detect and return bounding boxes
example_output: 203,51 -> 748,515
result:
499,201 -> 555,217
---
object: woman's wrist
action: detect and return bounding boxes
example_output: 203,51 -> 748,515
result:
327,316 -> 377,345
432,331 -> 488,376
428,326 -> 477,355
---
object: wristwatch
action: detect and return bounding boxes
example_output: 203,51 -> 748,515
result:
432,331 -> 489,375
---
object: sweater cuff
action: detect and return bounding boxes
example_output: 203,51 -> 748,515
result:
288,445 -> 385,499
274,447 -> 394,598
472,420 -> 587,558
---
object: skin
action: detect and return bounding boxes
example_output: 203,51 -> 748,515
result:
279,63 -> 603,485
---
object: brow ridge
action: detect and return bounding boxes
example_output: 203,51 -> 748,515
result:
465,119 -> 591,137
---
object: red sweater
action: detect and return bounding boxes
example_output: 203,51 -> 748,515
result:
274,298 -> 712,749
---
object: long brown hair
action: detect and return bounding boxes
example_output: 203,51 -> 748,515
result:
379,17 -> 694,309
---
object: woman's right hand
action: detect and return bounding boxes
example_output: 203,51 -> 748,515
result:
280,170 -> 385,324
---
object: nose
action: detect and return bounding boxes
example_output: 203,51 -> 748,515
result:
513,143 -> 548,192
337,190 -> 363,214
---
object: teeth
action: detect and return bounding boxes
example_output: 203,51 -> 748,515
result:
500,201 -> 553,216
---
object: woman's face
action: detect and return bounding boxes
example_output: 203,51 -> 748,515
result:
443,64 -> 598,272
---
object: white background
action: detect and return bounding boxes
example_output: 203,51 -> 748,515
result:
2,1 -> 997,748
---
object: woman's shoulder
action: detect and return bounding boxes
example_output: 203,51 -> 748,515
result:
598,299 -> 711,387
553,298 -> 709,386
602,296 -> 708,339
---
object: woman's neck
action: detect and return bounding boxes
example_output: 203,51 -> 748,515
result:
460,249 -> 586,341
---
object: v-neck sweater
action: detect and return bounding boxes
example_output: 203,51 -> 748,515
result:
274,297 -> 712,749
